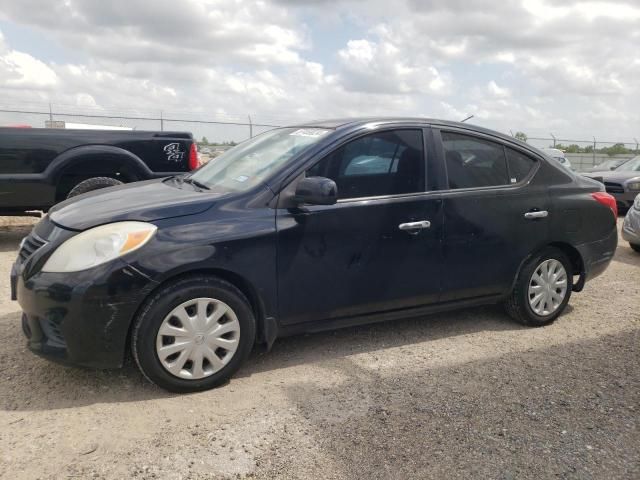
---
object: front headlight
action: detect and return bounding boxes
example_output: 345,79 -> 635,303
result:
42,221 -> 157,273
627,179 -> 640,191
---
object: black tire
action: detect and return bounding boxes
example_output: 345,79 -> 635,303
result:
67,176 -> 123,198
504,247 -> 573,327
630,243 -> 640,253
131,276 -> 256,393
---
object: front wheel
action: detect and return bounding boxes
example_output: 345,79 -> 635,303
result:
132,276 -> 256,393
504,247 -> 573,327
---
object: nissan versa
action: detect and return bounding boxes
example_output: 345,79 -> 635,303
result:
11,118 -> 618,392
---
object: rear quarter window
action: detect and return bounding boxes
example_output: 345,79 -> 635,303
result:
506,148 -> 537,183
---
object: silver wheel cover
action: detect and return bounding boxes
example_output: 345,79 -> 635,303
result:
528,259 -> 568,317
155,298 -> 241,380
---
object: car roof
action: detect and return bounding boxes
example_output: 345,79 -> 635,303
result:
289,117 -> 526,146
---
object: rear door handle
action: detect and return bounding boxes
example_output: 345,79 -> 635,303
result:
398,220 -> 431,234
524,210 -> 549,219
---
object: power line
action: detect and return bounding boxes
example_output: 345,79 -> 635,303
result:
0,108 -> 282,128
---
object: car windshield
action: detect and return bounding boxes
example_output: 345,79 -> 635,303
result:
188,127 -> 331,191
596,160 -> 618,169
614,156 -> 640,172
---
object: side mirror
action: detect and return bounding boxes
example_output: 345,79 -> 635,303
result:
294,176 -> 338,205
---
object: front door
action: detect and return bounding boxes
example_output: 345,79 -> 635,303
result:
276,128 -> 443,326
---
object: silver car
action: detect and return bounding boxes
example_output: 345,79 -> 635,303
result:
622,194 -> 640,253
584,156 -> 640,210
541,148 -> 573,170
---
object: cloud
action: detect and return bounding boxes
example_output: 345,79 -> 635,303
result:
0,0 -> 306,66
0,31 -> 57,89
487,81 -> 511,99
0,0 -> 637,141
336,39 -> 451,95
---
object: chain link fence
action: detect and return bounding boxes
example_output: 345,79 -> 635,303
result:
1,102 -> 638,171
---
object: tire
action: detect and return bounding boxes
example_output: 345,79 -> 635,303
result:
504,247 -> 573,327
67,176 -> 123,198
131,276 -> 256,393
630,243 -> 640,253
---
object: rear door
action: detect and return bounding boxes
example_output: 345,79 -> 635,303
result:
276,127 -> 444,325
434,128 -> 550,301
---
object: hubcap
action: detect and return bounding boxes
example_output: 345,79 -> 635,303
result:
528,259 -> 568,316
155,298 -> 240,380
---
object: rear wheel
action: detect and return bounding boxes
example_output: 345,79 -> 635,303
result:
132,276 -> 256,393
631,243 -> 640,253
505,247 -> 573,327
67,176 -> 123,198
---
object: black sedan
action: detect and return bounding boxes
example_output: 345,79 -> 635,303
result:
12,118 -> 618,392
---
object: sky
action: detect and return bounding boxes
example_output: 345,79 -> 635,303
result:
0,0 -> 639,144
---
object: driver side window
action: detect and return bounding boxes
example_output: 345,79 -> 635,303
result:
307,129 -> 425,200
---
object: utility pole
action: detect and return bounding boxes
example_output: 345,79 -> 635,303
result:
49,103 -> 53,122
550,133 -> 556,147
248,115 -> 253,138
593,136 -> 596,165
160,110 -> 164,131
634,137 -> 639,153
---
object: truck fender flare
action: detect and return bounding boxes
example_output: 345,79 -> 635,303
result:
45,145 -> 154,182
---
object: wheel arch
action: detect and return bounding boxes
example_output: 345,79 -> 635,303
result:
47,145 -> 154,200
511,241 -> 586,295
123,267 -> 270,364
549,241 -> 586,292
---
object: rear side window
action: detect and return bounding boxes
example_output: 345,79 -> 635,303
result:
506,148 -> 536,183
307,129 -> 425,199
442,132 -> 509,189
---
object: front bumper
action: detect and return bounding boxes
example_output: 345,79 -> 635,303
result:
13,259 -> 158,369
622,207 -> 640,245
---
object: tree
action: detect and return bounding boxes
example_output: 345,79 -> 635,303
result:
201,136 -> 209,144
600,143 -> 630,156
564,144 -> 581,153
514,131 -> 528,142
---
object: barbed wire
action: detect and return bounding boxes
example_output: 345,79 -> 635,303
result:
0,101 -> 638,147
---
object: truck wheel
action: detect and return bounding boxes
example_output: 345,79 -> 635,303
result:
630,243 -> 640,253
67,177 -> 123,198
504,247 -> 573,327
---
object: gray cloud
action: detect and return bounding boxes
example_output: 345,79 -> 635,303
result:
0,0 -> 638,141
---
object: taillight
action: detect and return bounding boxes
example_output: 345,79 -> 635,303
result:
188,143 -> 199,170
591,192 -> 618,218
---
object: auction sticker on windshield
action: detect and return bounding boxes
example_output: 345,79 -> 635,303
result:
289,128 -> 329,137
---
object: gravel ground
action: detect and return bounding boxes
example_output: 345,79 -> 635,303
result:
0,216 -> 638,480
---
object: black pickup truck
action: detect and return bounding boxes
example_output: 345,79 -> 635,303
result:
0,127 -> 198,215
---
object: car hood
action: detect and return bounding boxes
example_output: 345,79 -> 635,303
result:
583,170 -> 640,183
49,178 -> 223,231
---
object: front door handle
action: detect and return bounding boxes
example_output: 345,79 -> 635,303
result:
524,210 -> 549,219
398,220 -> 431,234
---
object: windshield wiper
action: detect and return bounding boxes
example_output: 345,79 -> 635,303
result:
182,177 -> 211,190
